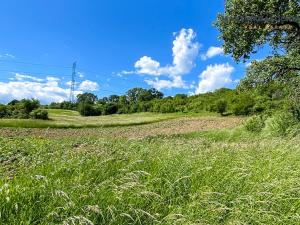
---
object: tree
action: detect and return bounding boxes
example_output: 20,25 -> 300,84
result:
126,88 -> 163,103
216,0 -> 300,115
18,99 -> 40,114
77,93 -> 98,105
215,99 -> 228,115
239,55 -> 300,91
216,0 -> 300,62
108,95 -> 120,103
147,88 -> 164,100
30,109 -> 49,120
78,103 -> 97,116
0,105 -> 8,118
8,99 -> 20,106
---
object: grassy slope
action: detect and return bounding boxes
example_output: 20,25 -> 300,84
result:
0,117 -> 300,224
0,110 -> 201,128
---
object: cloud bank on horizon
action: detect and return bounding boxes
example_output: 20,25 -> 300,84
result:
0,73 -> 99,104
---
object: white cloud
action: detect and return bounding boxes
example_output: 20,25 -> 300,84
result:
0,74 -> 82,104
195,63 -> 234,94
47,76 -> 60,82
78,80 -> 99,91
135,56 -> 161,76
169,29 -> 200,76
135,28 -> 200,78
201,46 -> 223,60
145,76 -> 187,90
116,70 -> 136,77
0,74 -> 101,104
133,28 -> 200,90
14,73 -> 44,82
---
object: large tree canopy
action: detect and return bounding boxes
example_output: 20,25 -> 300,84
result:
216,0 -> 300,92
216,0 -> 300,61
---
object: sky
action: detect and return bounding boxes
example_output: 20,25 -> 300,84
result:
0,0 -> 269,104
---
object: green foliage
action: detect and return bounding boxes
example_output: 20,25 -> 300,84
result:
215,99 -> 228,115
102,103 -> 118,115
77,93 -> 98,105
30,109 -> 49,120
263,111 -> 298,136
215,0 -> 300,62
78,103 -> 100,117
232,94 -> 255,115
0,99 -> 40,119
244,115 -> 266,132
0,105 -> 8,118
69,86 -> 294,118
216,1 -> 300,120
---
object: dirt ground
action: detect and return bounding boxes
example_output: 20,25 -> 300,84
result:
0,116 -> 245,139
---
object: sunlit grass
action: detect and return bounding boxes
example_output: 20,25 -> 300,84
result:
0,122 -> 299,224
0,110 -> 219,128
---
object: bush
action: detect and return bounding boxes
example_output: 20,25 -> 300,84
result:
215,99 -> 227,115
102,103 -> 118,115
263,112 -> 298,136
30,109 -> 49,120
244,115 -> 266,132
0,105 -> 8,118
232,95 -> 255,115
287,124 -> 300,137
78,103 -> 99,116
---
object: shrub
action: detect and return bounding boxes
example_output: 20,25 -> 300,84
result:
78,103 -> 98,116
244,115 -> 265,132
18,99 -> 40,114
30,109 -> 49,120
215,99 -> 227,115
232,95 -> 255,115
102,103 -> 118,115
263,112 -> 298,136
287,124 -> 300,137
0,105 -> 8,118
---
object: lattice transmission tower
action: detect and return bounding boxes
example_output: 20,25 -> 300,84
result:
69,62 -> 77,103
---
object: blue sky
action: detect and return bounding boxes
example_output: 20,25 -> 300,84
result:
0,0 -> 268,103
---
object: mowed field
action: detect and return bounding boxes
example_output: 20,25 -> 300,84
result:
1,111 -> 300,224
0,110 -> 186,128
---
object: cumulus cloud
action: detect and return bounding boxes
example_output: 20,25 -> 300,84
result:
201,46 -> 223,60
0,74 -> 99,104
195,63 -> 234,94
145,76 -> 187,90
134,28 -> 200,90
135,56 -> 161,76
78,80 -> 99,91
135,28 -> 200,78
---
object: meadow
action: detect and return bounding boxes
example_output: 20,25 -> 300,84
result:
0,110 -> 185,128
1,111 -> 300,224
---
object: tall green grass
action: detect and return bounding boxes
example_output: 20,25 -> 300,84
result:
1,129 -> 300,224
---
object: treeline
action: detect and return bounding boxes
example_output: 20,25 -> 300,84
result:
0,99 -> 48,120
48,85 -> 292,117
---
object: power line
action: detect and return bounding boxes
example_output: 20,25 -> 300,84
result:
0,59 -> 71,69
0,69 -> 71,77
